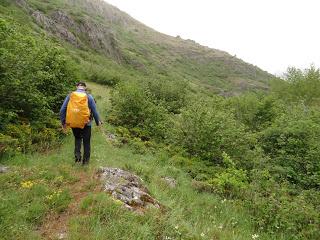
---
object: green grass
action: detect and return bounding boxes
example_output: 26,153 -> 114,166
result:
0,83 -> 284,240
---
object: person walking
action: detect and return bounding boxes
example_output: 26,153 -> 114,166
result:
60,82 -> 102,165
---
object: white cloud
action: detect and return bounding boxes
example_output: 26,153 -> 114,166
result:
105,0 -> 320,74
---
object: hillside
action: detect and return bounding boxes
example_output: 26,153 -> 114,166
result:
2,0 -> 272,93
1,1 -> 319,239
0,83 -> 276,240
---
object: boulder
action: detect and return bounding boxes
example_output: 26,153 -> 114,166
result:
97,167 -> 161,212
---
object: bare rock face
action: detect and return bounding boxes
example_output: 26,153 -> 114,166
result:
15,0 -> 122,62
97,167 -> 161,212
31,10 -> 78,45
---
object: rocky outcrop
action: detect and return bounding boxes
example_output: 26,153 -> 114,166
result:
15,0 -> 122,62
97,167 -> 161,212
31,10 -> 78,45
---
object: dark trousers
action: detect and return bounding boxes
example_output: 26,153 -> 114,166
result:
72,125 -> 91,164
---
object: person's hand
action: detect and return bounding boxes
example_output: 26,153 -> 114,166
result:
62,124 -> 67,133
98,121 -> 103,126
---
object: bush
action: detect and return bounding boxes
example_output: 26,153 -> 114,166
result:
89,67 -> 121,87
0,133 -> 18,157
147,78 -> 187,113
109,81 -> 170,139
0,19 -> 77,155
247,171 -> 320,239
272,65 -> 320,105
260,105 -> 320,189
231,93 -> 283,131
172,97 -> 253,163
207,153 -> 248,198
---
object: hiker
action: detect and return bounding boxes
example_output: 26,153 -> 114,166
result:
60,82 -> 102,165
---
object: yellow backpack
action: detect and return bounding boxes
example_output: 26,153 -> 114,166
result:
66,92 -> 90,129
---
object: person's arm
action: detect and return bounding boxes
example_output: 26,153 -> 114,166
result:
60,94 -> 70,126
88,95 -> 101,125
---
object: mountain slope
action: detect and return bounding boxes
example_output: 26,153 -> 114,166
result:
0,82 -> 272,240
2,0 -> 272,93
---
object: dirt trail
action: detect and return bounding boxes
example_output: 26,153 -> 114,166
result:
39,82 -> 109,239
39,170 -> 100,239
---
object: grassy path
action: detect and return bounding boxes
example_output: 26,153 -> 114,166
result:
0,83 -> 273,240
39,82 -> 112,239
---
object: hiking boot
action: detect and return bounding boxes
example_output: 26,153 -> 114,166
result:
75,157 -> 81,163
82,159 -> 89,165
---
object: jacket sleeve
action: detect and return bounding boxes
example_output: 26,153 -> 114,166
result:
60,94 -> 70,125
88,94 -> 101,125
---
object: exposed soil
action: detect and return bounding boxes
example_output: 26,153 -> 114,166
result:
39,170 -> 100,240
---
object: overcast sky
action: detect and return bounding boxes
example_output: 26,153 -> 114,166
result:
105,0 -> 320,75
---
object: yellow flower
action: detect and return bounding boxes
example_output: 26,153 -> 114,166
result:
21,181 -> 34,189
55,176 -> 64,181
46,195 -> 53,200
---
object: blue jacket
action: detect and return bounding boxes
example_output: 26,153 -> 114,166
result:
60,89 -> 100,127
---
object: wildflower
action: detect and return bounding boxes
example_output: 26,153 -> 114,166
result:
175,225 -> 179,229
221,199 -> 227,203
21,180 -> 34,189
46,189 -> 62,200
218,224 -> 223,229
55,176 -> 64,181
200,232 -> 205,237
252,234 -> 259,239
46,195 -> 53,200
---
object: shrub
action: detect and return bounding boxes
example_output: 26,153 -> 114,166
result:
231,93 -> 283,131
109,81 -> 169,139
147,78 -> 187,113
172,97 -> 253,163
89,67 -> 121,86
207,153 -> 248,198
247,172 -> 320,239
260,105 -> 320,189
0,19 -> 77,155
271,65 -> 320,106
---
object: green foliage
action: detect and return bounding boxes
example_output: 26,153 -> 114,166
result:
247,171 -> 320,239
107,66 -> 320,239
89,66 -> 121,87
109,80 -> 171,139
0,133 -> 18,156
272,65 -> 320,105
207,153 -> 248,198
147,78 -> 188,114
0,19 -> 77,155
260,105 -> 320,189
172,97 -> 252,163
0,1 -> 319,237
231,93 -> 283,131
0,165 -> 73,240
